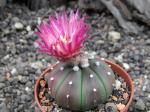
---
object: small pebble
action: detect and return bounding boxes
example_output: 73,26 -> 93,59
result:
105,103 -> 117,112
115,79 -> 122,90
25,87 -> 30,92
116,103 -> 125,111
40,80 -> 46,88
26,25 -> 31,32
73,66 -> 79,71
135,99 -> 146,110
123,92 -> 129,99
142,85 -> 146,91
11,68 -> 18,75
122,63 -> 130,71
42,106 -> 48,111
39,92 -> 44,99
14,22 -> 24,30
0,83 -> 5,89
112,96 -> 118,101
122,82 -> 127,89
114,54 -> 123,62
108,31 -> 121,42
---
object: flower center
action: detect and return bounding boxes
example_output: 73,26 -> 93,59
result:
60,33 -> 71,44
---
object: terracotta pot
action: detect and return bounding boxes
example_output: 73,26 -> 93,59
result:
34,59 -> 134,112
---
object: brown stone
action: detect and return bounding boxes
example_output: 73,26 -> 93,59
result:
123,92 -> 129,99
116,103 -> 125,111
112,95 -> 118,101
40,80 -> 46,88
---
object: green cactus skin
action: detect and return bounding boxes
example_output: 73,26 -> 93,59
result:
45,58 -> 115,111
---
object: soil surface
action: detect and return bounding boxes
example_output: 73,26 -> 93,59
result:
0,1 -> 150,112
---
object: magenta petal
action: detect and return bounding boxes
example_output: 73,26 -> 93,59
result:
35,10 -> 89,60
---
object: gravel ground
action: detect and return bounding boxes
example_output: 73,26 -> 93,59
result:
0,1 -> 150,112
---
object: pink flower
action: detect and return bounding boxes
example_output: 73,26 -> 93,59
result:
35,11 -> 90,60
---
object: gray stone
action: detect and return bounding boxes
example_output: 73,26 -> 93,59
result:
78,0 -> 105,12
126,0 -> 150,19
19,76 -> 28,84
0,77 -> 5,83
100,51 -> 108,58
0,83 -> 5,89
25,81 -> 32,87
105,103 -> 117,112
12,17 -> 19,22
0,102 -> 9,112
135,99 -> 146,110
21,94 -> 31,101
0,0 -> 6,7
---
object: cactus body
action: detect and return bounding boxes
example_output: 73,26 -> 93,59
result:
45,58 -> 115,111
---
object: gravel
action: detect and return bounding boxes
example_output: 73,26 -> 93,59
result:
0,1 -> 150,112
134,99 -> 146,111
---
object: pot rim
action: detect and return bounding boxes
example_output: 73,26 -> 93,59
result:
34,59 -> 134,112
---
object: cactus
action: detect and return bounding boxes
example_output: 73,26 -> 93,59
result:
36,11 -> 115,111
44,56 -> 115,111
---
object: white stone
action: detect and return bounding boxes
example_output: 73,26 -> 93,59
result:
91,52 -> 96,56
73,66 -> 79,71
115,79 -> 122,90
3,55 -> 9,60
95,61 -> 100,66
88,52 -> 96,59
108,31 -> 121,42
14,22 -> 24,30
81,58 -> 89,68
37,17 -> 41,25
30,62 -> 43,69
18,75 -> 22,80
11,68 -> 18,75
122,63 -> 130,71
26,25 -> 31,32
114,54 -> 124,62
142,85 -> 146,91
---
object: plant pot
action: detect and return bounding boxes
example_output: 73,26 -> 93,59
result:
34,59 -> 134,112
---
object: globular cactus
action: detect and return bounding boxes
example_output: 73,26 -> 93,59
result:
36,10 -> 115,111
45,57 -> 115,111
